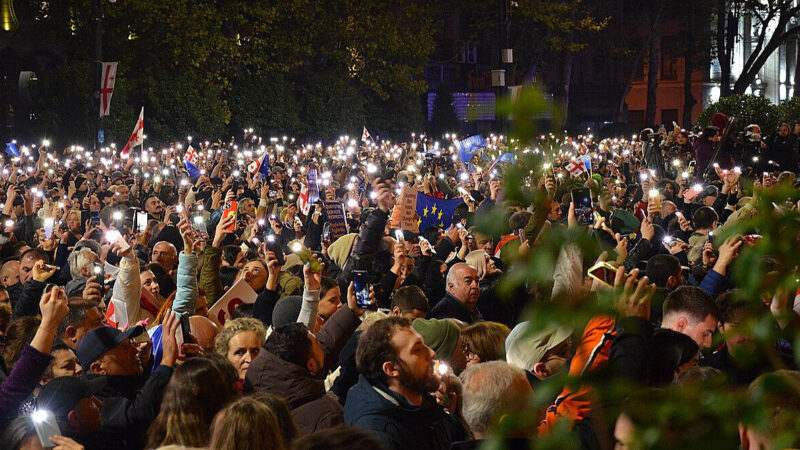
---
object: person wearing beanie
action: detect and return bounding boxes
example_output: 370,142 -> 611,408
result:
411,318 -> 467,374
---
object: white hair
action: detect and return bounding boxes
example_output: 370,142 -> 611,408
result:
446,262 -> 470,291
69,248 -> 98,279
460,361 -> 531,436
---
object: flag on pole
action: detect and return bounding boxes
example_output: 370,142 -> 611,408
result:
455,135 -> 486,164
99,62 -> 118,118
416,193 -> 463,231
565,159 -> 586,177
580,155 -> 592,173
248,151 -> 270,179
183,145 -> 200,179
361,127 -> 372,142
119,107 -> 144,159
4,141 -> 19,157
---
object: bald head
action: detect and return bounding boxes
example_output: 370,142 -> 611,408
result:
446,263 -> 480,310
189,315 -> 219,352
151,241 -> 177,272
0,260 -> 19,287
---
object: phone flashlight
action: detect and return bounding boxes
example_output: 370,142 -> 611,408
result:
394,229 -> 405,242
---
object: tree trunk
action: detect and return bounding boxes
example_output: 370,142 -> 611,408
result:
717,0 -> 732,97
795,41 -> 800,96
683,3 -> 696,127
561,55 -> 574,129
645,37 -> 659,127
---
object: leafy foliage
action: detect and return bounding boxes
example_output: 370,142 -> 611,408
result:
698,94 -> 780,136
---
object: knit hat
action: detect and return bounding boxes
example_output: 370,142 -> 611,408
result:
412,318 -> 460,360
505,322 -> 572,372
271,296 -> 303,329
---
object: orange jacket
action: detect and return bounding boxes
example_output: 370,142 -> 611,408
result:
538,315 -> 616,435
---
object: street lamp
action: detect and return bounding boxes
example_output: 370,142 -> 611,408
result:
1,0 -> 18,33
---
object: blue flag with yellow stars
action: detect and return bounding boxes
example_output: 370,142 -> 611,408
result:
415,193 -> 464,231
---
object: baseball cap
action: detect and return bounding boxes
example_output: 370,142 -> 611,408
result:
37,376 -> 106,419
505,322 -> 572,372
76,325 -> 145,369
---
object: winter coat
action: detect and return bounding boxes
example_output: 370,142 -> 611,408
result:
429,293 -> 481,324
246,350 -> 343,436
172,252 -> 198,319
344,375 -> 467,450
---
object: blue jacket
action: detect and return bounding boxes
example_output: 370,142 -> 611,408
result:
344,375 -> 466,450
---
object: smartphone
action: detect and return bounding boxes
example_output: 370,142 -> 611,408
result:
571,188 -> 594,226
43,218 -> 54,240
222,200 -> 238,233
263,234 -> 285,266
707,231 -> 715,245
587,261 -> 620,288
31,409 -> 61,449
90,211 -> 101,226
191,215 -> 207,235
92,263 -> 105,285
353,270 -> 371,309
136,211 -> 148,232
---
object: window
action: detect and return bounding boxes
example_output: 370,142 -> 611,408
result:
661,109 -> 678,127
629,110 -> 645,130
660,37 -> 678,81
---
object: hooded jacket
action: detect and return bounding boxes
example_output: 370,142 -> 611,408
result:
344,375 -> 467,450
246,349 -> 343,435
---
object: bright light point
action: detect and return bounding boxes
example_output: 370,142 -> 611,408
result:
291,242 -> 303,253
112,211 -> 123,221
347,198 -> 358,209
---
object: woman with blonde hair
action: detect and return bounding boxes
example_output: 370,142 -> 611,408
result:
461,321 -> 511,368
214,317 -> 267,380
210,397 -> 286,450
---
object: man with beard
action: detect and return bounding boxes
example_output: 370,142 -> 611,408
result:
344,316 -> 467,450
144,195 -> 165,221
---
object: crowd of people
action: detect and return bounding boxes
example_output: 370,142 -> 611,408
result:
0,113 -> 799,450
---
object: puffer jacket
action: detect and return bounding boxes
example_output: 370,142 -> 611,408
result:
246,350 -> 343,436
344,375 -> 467,450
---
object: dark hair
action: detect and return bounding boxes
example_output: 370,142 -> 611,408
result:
0,416 -> 36,450
356,317 -> 410,385
2,317 -> 40,369
647,329 -> 699,385
714,290 -> 761,325
508,211 -> 533,231
646,254 -> 681,288
20,248 -> 50,264
663,286 -> 718,323
692,206 -> 718,229
701,126 -> 719,139
250,392 -> 299,445
43,341 -> 74,380
264,323 -> 311,368
146,356 -> 239,448
320,277 -> 339,299
222,245 -> 241,266
290,426 -> 385,450
390,285 -> 429,314
57,303 -> 96,338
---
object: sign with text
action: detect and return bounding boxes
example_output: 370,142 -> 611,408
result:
324,201 -> 349,242
208,279 -> 258,326
390,185 -> 419,233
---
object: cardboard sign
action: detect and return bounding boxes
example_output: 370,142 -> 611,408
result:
324,201 -> 349,242
208,279 -> 258,326
396,185 -> 419,233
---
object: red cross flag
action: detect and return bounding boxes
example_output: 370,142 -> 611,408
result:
565,159 -> 586,177
120,107 -> 144,159
99,62 -> 118,118
361,126 -> 371,142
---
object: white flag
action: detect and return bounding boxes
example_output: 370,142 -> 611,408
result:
361,126 -> 371,142
120,107 -> 144,159
99,62 -> 118,118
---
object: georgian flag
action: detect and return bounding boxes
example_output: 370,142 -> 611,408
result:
361,126 -> 372,143
120,107 -> 144,159
99,62 -> 118,118
248,151 -> 270,178
565,159 -> 586,177
183,145 -> 200,179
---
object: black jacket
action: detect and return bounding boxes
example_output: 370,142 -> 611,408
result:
85,365 -> 173,450
430,293 -> 481,324
246,350 -> 343,435
344,375 -> 467,450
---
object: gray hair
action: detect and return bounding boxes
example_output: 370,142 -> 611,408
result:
68,248 -> 98,279
446,263 -> 470,291
460,361 -> 531,436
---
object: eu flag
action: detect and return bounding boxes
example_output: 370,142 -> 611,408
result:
456,135 -> 486,164
4,141 -> 19,157
416,193 -> 464,231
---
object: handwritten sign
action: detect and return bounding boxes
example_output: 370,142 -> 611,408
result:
324,201 -> 349,242
208,279 -> 258,326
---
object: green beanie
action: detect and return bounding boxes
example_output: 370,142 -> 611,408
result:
412,318 -> 460,360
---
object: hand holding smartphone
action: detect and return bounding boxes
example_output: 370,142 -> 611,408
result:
571,188 -> 594,226
353,270 -> 371,309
